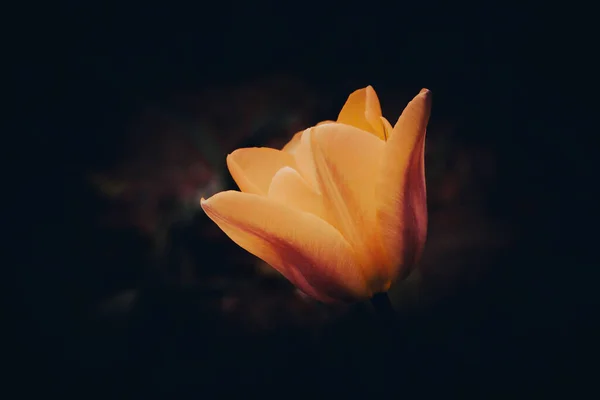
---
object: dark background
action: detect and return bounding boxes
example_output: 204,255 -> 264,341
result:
14,1 -> 594,398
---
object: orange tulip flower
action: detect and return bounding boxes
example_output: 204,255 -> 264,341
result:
201,87 -> 431,303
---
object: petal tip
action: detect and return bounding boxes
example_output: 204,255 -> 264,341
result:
200,197 -> 210,210
366,85 -> 379,97
414,88 -> 432,110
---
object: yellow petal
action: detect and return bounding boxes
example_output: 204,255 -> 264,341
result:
337,86 -> 387,140
309,122 -> 388,287
290,129 -> 320,192
381,116 -> 393,140
226,148 -> 296,196
376,89 -> 431,281
267,166 -> 328,221
201,191 -> 369,301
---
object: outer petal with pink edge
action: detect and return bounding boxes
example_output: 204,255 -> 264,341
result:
376,89 -> 431,281
201,191 -> 370,302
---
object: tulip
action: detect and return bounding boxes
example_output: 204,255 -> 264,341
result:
201,86 -> 431,303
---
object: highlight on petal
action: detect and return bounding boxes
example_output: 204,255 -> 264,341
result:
316,120 -> 336,126
376,89 -> 431,281
201,191 -> 370,302
337,86 -> 387,140
267,166 -> 328,221
290,129 -> 320,192
309,122 -> 389,287
226,147 -> 296,196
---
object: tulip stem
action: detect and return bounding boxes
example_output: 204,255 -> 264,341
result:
370,292 -> 397,333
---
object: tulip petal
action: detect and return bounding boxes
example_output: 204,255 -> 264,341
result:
309,123 -> 388,286
201,191 -> 370,302
316,120 -> 336,126
376,89 -> 431,280
290,129 -> 320,192
227,148 -> 296,196
281,121 -> 335,155
337,86 -> 387,140
381,116 -> 393,140
268,166 -> 328,222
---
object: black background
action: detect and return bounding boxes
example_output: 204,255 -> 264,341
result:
13,1 -> 594,398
